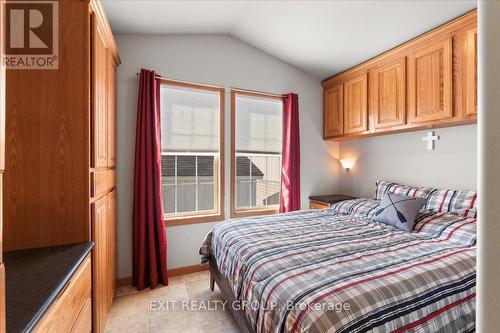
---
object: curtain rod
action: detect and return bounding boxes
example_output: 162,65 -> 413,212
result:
135,72 -> 289,98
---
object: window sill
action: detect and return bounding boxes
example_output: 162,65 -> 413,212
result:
230,208 -> 279,219
164,213 -> 225,227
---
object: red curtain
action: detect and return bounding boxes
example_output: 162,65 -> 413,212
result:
279,93 -> 301,213
132,69 -> 168,290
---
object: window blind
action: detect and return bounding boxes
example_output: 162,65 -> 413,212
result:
160,85 -> 220,152
235,95 -> 283,154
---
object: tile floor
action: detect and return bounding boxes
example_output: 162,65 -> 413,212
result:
105,271 -> 241,333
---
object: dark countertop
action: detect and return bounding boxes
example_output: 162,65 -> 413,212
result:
4,242 -> 94,333
308,194 -> 356,204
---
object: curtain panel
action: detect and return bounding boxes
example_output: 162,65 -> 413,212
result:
279,93 -> 301,213
132,68 -> 168,290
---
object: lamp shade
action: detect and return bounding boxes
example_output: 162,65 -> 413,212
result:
340,159 -> 355,170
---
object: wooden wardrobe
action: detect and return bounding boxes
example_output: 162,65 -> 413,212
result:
3,1 -> 119,332
0,0 -> 5,331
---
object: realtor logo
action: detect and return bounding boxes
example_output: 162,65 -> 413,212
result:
3,1 -> 58,69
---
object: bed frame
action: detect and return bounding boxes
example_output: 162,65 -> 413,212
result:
209,258 -> 255,333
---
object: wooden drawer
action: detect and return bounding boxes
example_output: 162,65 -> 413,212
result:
309,201 -> 330,209
91,170 -> 108,198
107,169 -> 116,189
70,298 -> 92,333
34,256 -> 92,333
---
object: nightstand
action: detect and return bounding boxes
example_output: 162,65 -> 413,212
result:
308,194 -> 356,209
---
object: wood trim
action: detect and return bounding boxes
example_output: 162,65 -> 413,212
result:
231,88 -> 284,100
322,9 -> 476,86
325,118 -> 476,141
231,207 -> 279,219
167,264 -> 208,277
230,90 -> 283,218
158,79 -> 224,93
164,213 -> 225,227
115,276 -> 133,288
230,91 -> 236,218
466,27 -> 477,117
89,0 -> 120,65
115,264 -> 209,287
159,79 -> 225,225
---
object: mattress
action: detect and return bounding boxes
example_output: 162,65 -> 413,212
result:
200,201 -> 476,333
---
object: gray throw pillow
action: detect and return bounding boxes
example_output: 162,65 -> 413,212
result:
373,192 -> 426,232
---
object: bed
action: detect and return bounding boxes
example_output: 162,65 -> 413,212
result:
200,190 -> 477,333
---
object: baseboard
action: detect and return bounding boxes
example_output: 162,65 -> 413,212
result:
116,264 -> 208,287
167,263 -> 208,277
116,276 -> 132,287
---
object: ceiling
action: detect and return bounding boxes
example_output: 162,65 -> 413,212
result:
102,0 -> 477,79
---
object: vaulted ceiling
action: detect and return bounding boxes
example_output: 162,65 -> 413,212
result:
102,0 -> 476,79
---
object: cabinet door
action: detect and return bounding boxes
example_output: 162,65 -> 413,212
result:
370,58 -> 406,129
466,28 -> 477,117
323,84 -> 343,137
91,195 -> 108,333
344,73 -> 368,134
92,16 -> 108,168
107,62 -> 117,167
106,190 -> 116,312
408,38 -> 452,123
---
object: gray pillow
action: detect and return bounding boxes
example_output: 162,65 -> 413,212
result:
373,192 -> 426,232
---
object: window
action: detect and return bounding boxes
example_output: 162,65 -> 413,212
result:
160,80 -> 224,225
231,90 -> 283,217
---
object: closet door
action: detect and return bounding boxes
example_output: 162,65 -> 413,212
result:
323,83 -> 343,138
343,73 -> 368,134
370,58 -> 406,129
106,190 -> 116,312
407,38 -> 452,123
91,195 -> 108,333
466,27 -> 477,118
107,62 -> 117,167
92,16 -> 108,168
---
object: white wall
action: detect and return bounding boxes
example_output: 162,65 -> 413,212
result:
477,1 -> 500,331
339,125 -> 477,198
115,34 -> 340,278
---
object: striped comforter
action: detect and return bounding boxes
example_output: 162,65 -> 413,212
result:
200,202 -> 476,333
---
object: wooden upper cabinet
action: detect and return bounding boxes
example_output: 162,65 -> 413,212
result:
466,27 -> 477,117
323,84 -> 343,137
321,10 -> 475,140
92,17 -> 108,169
408,37 -> 453,124
343,73 -> 368,134
370,58 -> 406,129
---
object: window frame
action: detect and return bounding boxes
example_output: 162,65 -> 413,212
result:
159,79 -> 225,226
230,89 -> 284,218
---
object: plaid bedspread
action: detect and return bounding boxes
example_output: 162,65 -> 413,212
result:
200,205 -> 476,333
